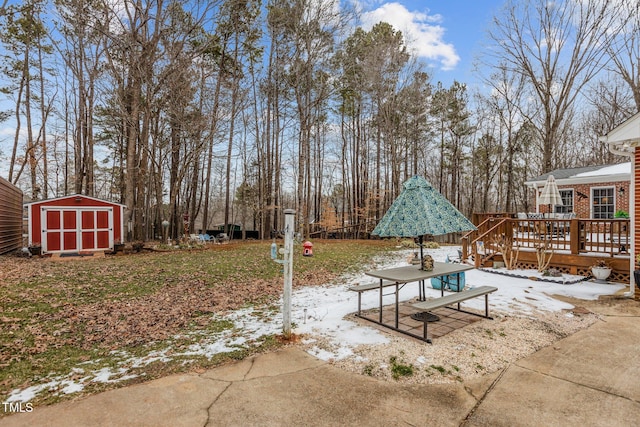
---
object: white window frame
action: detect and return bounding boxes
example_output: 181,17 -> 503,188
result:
591,186 -> 615,219
556,189 -> 574,213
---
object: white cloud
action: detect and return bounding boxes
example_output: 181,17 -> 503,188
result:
360,2 -> 460,70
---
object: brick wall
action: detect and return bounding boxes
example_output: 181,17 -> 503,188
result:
547,181 -> 630,218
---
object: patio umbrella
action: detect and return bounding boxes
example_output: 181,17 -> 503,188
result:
372,175 -> 476,266
538,175 -> 563,214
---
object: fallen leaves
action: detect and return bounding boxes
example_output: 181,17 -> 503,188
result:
0,246 -> 346,358
0,239 -> 398,403
51,276 -> 296,350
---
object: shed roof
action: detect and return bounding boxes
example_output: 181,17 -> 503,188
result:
24,194 -> 126,208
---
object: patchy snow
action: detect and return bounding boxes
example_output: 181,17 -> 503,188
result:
60,381 -> 86,395
284,247 -> 624,359
6,384 -> 51,403
5,246 -> 625,403
92,367 -> 135,384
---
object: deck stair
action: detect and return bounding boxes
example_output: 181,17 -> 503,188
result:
461,217 -> 508,268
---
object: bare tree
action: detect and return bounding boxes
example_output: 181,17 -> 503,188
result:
430,81 -> 473,206
486,0 -> 626,174
55,0 -> 106,197
0,0 -> 52,199
334,22 -> 412,227
477,63 -> 529,211
267,0 -> 342,237
96,0 -> 221,240
606,1 -> 640,112
580,75 -> 635,163
216,0 -> 261,237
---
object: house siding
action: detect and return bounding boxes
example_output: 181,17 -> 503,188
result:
527,163 -> 630,218
0,177 -> 24,255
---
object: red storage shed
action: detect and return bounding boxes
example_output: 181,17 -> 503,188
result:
25,195 -> 126,254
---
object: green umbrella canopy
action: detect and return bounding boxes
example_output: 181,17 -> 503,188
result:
372,175 -> 476,237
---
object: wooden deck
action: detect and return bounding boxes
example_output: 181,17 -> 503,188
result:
462,217 -> 631,282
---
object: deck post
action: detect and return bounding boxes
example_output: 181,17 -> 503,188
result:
569,219 -> 580,254
503,219 -> 513,240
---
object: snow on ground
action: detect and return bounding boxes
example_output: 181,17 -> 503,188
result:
5,246 -> 625,403
290,246 -> 624,360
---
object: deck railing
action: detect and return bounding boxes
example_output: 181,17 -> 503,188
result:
462,218 -> 631,266
461,217 -> 508,266
513,218 -> 630,255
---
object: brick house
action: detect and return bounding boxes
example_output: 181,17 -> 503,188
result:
599,111 -> 640,297
524,163 -> 630,219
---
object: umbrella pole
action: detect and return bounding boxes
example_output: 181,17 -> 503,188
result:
413,234 -> 439,322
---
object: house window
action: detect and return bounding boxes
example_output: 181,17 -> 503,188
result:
556,189 -> 573,213
592,187 -> 614,219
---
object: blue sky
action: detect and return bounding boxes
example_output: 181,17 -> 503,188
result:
358,0 -> 505,86
0,0 -> 505,180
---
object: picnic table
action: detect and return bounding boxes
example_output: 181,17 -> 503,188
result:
350,262 -> 486,343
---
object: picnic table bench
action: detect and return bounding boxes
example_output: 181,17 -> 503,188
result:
411,285 -> 497,343
349,280 -> 397,316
